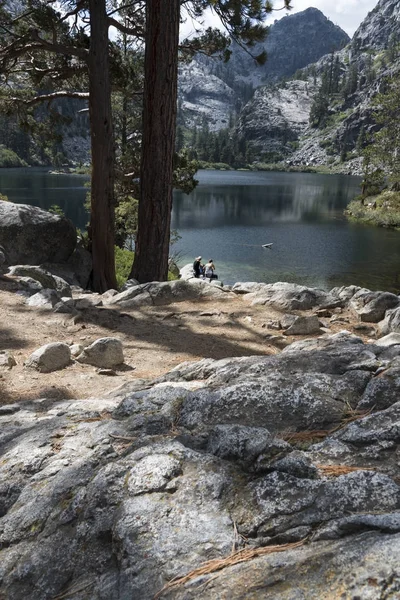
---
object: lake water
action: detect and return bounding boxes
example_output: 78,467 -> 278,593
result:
1,167 -> 400,292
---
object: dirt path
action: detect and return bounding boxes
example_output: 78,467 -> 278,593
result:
0,278 -> 372,404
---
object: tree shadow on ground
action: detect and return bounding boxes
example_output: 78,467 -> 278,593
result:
0,326 -> 29,351
0,383 -> 76,405
73,303 -> 274,361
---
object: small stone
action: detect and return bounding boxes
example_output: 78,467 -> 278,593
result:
0,351 -> 17,368
70,344 -> 84,357
25,342 -> 71,373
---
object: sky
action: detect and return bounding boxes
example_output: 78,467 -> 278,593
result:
180,0 -> 379,40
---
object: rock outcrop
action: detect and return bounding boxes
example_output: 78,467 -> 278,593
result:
3,270 -> 400,598
0,201 -> 76,265
1,329 -> 400,599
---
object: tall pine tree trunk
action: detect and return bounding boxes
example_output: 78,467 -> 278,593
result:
130,0 -> 180,283
88,0 -> 117,292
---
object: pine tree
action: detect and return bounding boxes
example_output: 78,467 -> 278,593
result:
131,0 -> 292,283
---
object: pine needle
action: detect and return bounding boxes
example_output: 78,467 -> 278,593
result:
153,538 -> 308,600
280,430 -> 330,442
316,464 -> 376,477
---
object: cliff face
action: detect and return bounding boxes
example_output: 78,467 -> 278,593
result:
178,8 -> 349,132
352,0 -> 400,52
237,80 -> 317,158
237,0 -> 400,172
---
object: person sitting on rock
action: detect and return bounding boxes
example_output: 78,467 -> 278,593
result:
204,259 -> 217,281
193,256 -> 203,278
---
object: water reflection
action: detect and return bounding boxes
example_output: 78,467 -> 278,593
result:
1,167 -> 400,292
0,167 -> 89,230
172,170 -> 400,292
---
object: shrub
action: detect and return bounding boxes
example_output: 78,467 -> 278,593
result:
115,246 -> 134,289
0,146 -> 27,168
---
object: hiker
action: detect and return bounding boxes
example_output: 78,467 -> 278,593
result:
193,256 -> 203,278
204,259 -> 217,281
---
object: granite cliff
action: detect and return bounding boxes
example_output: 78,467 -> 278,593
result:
237,0 -> 400,172
178,7 -> 349,132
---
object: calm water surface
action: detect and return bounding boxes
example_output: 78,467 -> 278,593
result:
1,167 -> 400,292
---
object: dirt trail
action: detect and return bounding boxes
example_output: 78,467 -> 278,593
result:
0,278 -> 372,404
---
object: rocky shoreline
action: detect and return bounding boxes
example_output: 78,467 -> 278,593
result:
1,264 -> 400,598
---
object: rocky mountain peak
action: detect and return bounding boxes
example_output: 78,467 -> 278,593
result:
178,6 -> 350,132
229,7 -> 350,85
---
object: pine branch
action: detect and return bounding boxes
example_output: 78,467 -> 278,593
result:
6,91 -> 89,106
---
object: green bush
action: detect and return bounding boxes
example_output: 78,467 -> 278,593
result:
115,246 -> 180,289
346,191 -> 400,229
115,246 -> 134,289
0,146 -> 27,168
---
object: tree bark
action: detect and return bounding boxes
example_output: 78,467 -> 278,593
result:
130,0 -> 180,283
88,0 -> 117,292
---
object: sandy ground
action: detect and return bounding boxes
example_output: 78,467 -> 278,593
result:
0,277 -> 374,405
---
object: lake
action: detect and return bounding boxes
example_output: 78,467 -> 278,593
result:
1,167 -> 400,292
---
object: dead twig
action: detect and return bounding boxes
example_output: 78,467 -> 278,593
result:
108,433 -> 137,442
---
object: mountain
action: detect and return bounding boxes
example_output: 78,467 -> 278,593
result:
178,8 -> 349,132
235,0 -> 400,172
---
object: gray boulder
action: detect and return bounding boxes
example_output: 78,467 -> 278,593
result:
26,289 -> 60,309
375,333 -> 400,347
0,201 -> 76,265
121,278 -> 140,291
232,282 -> 266,294
379,305 -> 400,336
243,282 -> 341,310
2,328 -> 400,599
282,314 -> 321,335
207,424 -> 291,472
329,285 -> 364,302
110,279 -> 230,308
350,290 -> 400,322
8,265 -> 72,297
25,342 -> 71,372
76,337 -> 124,368
179,263 -> 195,280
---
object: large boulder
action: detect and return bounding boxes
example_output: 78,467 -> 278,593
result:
0,201 -> 76,265
8,266 -> 71,297
239,281 -> 341,310
109,279 -> 230,308
349,290 -> 400,322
